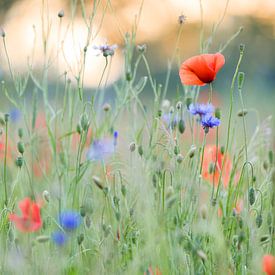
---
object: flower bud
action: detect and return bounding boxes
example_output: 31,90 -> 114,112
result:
103,103 -> 111,112
220,146 -> 225,155
237,109 -> 248,117
249,187 -> 255,205
176,154 -> 184,164
208,162 -> 215,174
85,215 -> 91,228
176,101 -> 183,110
185,97 -> 192,109
126,70 -> 132,81
263,160 -> 268,170
80,113 -> 89,131
42,190 -> 50,203
0,27 -> 5,38
36,235 -> 50,243
174,146 -> 180,155
178,119 -> 185,134
77,233 -> 84,245
92,176 -> 104,190
138,145 -> 143,157
129,142 -> 136,152
17,141 -> 25,155
121,184 -> 126,196
115,211 -> 121,221
76,123 -> 82,134
80,205 -> 86,217
4,114 -> 9,123
15,156 -> 23,168
238,72 -> 245,90
58,9 -> 64,18
188,145 -> 196,158
18,128 -> 24,139
256,214 -> 263,228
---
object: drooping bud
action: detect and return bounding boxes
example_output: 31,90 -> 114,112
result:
249,187 -> 255,205
185,97 -> 192,109
121,184 -> 126,197
174,146 -> 180,155
256,214 -> 263,228
80,205 -> 86,217
18,128 -> 24,139
42,190 -> 50,203
36,235 -> 50,243
178,119 -> 185,134
138,145 -> 143,157
80,113 -> 89,131
268,150 -> 273,165
76,123 -> 82,134
238,72 -> 245,90
77,233 -> 84,245
220,146 -> 225,155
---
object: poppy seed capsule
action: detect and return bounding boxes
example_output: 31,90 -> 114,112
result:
237,109 -> 248,117
17,141 -> 25,155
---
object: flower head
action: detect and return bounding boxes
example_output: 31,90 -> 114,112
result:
189,103 -> 214,117
59,211 -> 81,231
9,197 -> 42,232
263,255 -> 275,275
52,231 -> 67,246
93,43 -> 117,57
179,53 -> 225,86
87,138 -> 115,161
201,115 -> 220,131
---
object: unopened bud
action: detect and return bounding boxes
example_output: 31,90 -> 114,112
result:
76,123 -> 82,134
256,214 -> 263,228
268,150 -> 273,165
80,113 -> 89,131
178,119 -> 185,134
121,184 -> 126,196
138,145 -> 143,157
42,190 -> 50,203
263,160 -> 268,170
17,141 -> 25,154
174,146 -> 180,155
80,205 -> 86,217
186,97 -> 192,109
18,128 -> 24,139
220,146 -> 225,155
85,215 -> 91,228
77,233 -> 84,245
248,187 -> 255,205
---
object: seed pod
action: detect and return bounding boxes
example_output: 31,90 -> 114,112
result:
178,119 -> 185,134
249,187 -> 255,205
77,233 -> 84,245
256,214 -> 263,228
17,141 -> 25,154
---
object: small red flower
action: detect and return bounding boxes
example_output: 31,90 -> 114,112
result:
263,255 -> 275,275
9,197 -> 42,232
179,53 -> 225,86
202,145 -> 232,188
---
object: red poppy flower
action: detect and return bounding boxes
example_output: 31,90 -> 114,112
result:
263,255 -> 275,275
179,53 -> 225,86
202,145 -> 232,188
9,197 -> 42,232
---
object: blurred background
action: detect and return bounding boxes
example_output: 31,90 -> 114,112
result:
0,0 -> 275,124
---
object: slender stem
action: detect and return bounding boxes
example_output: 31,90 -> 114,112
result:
3,116 -> 8,206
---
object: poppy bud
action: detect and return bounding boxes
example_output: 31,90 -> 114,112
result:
126,70 -> 132,81
185,97 -> 192,109
4,114 -> 9,123
80,205 -> 86,217
18,128 -> 24,139
267,212 -> 272,226
58,9 -> 64,18
85,215 -> 91,228
263,160 -> 268,170
188,145 -> 196,158
77,233 -> 84,245
121,184 -> 126,197
129,142 -> 136,152
256,214 -> 263,228
176,154 -> 184,164
15,156 -> 23,168
208,162 -> 215,174
0,27 -> 5,38
92,176 -> 104,190
174,146 -> 180,155
178,119 -> 185,134
17,141 -> 25,155
237,109 -> 248,117
238,72 -> 245,90
176,101 -> 183,110
220,146 -> 225,155
215,108 -> 221,119
268,150 -> 273,165
36,235 -> 50,243
76,123 -> 82,134
113,196 -> 120,208
138,145 -> 143,157
238,231 -> 245,243
42,190 -> 50,203
249,187 -> 255,205
80,113 -> 89,131
103,103 -> 111,112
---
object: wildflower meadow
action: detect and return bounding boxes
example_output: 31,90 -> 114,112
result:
0,0 -> 274,274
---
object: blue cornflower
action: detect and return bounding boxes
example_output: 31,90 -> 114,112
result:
189,103 -> 214,117
201,115 -> 220,132
9,108 -> 21,123
87,138 -> 115,161
59,211 -> 81,231
93,43 -> 117,57
52,231 -> 68,246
